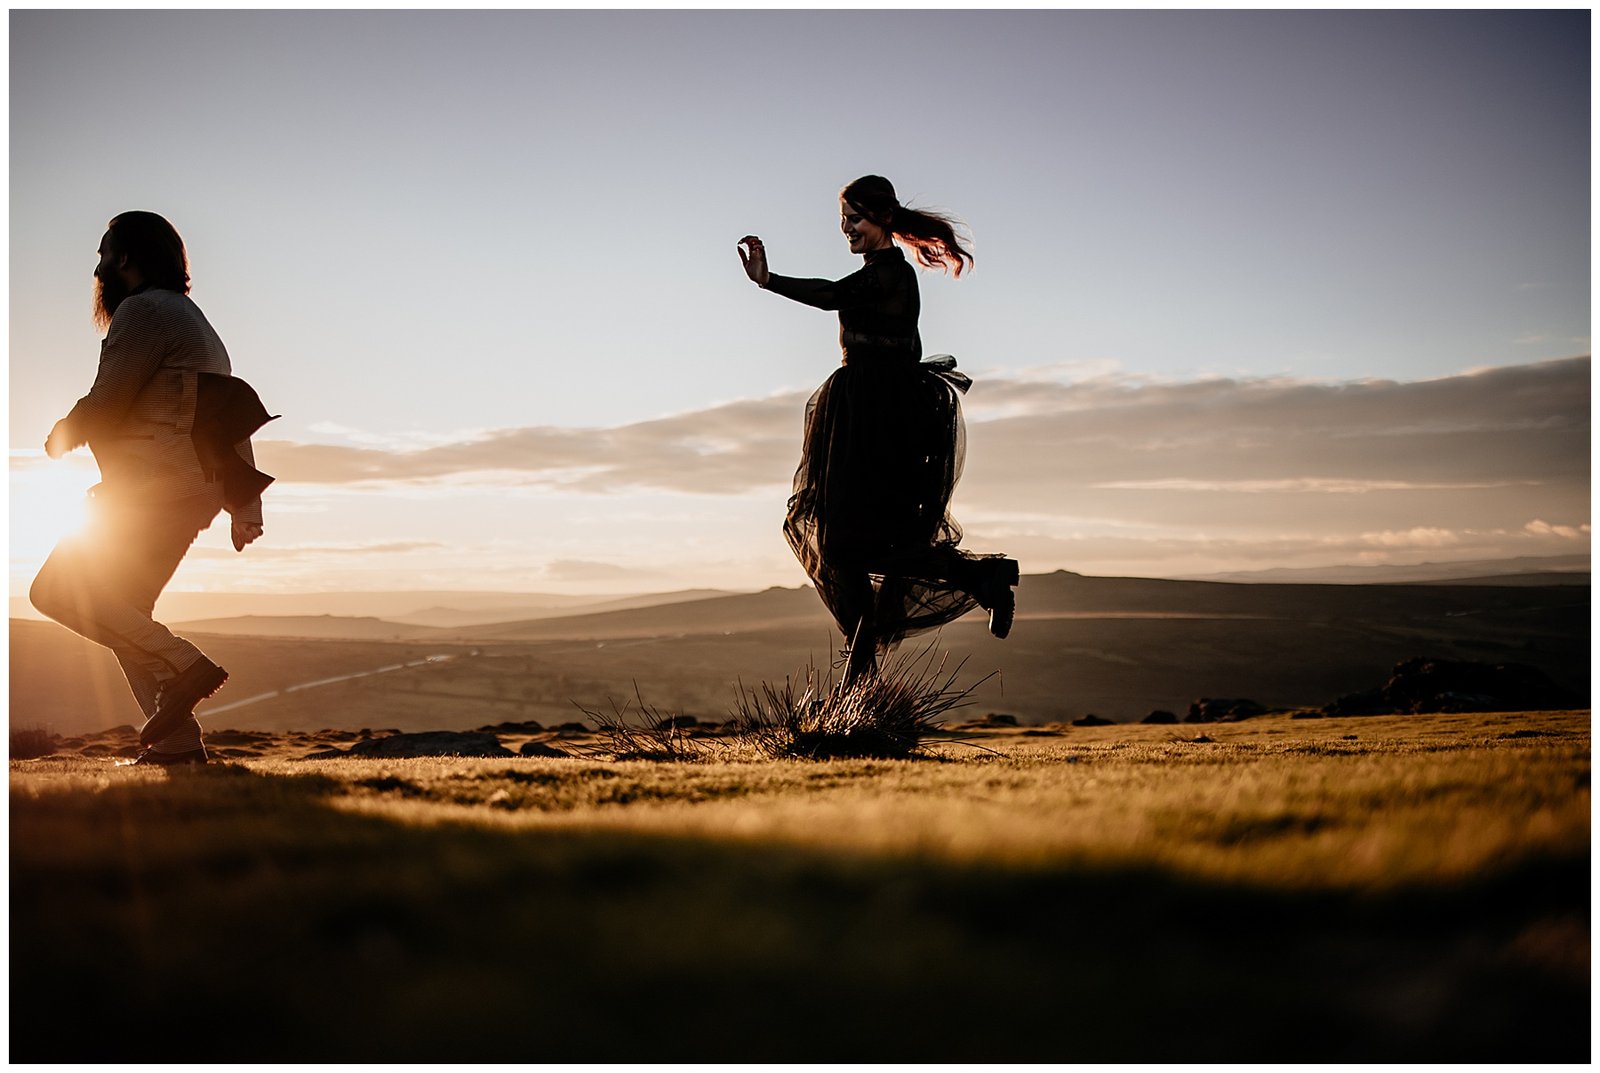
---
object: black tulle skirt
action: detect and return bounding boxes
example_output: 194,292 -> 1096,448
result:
784,354 -> 995,651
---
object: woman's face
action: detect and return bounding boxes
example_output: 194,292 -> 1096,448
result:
840,197 -> 892,255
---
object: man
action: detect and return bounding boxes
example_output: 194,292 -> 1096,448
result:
30,211 -> 271,765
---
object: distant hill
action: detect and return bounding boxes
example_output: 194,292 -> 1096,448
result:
387,589 -> 739,628
165,589 -> 750,638
172,615 -> 447,641
9,586 -> 744,626
1405,573 -> 1589,587
12,571 -> 1587,734
436,585 -> 828,642
441,570 -> 1568,643
1184,555 -> 1589,585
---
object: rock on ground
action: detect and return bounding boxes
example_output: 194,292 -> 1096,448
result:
307,731 -> 516,759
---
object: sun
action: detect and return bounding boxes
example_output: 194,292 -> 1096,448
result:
10,452 -> 97,567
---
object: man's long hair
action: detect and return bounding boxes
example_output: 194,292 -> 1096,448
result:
842,175 -> 974,278
95,211 -> 190,330
107,211 -> 190,292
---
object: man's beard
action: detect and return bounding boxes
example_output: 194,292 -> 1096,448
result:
93,272 -> 128,331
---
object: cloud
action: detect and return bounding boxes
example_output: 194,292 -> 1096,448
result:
233,357 -> 1589,578
27,359 -> 1577,590
9,450 -> 97,474
1088,478 -> 1519,494
1524,519 -> 1589,540
1358,527 -> 1461,548
958,519 -> 1590,579
259,356 -> 1588,498
541,558 -> 654,582
256,393 -> 804,494
305,422 -> 484,450
187,540 -> 445,560
960,356 -> 1589,517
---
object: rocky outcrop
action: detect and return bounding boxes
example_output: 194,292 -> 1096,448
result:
476,720 -> 545,734
1186,698 -> 1266,723
1324,658 -> 1582,716
518,740 -> 571,758
652,716 -> 701,731
308,730 -> 516,759
1072,714 -> 1115,727
1141,710 -> 1179,725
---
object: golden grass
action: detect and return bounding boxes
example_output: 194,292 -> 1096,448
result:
15,710 -> 1587,891
10,709 -> 1589,1062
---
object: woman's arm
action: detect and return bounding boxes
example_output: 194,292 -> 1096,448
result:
762,263 -> 882,311
738,236 -> 885,311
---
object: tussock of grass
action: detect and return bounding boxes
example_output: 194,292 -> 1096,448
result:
575,685 -> 718,762
572,648 -> 989,763
10,726 -> 57,760
733,647 -> 987,760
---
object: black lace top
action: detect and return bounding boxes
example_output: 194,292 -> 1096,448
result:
764,246 -> 922,364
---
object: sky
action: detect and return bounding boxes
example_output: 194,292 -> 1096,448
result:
8,8 -> 1591,599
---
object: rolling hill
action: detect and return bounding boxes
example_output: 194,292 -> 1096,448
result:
166,615 -> 448,641
10,571 -> 1587,735
8,586 -> 743,626
1185,554 -> 1589,585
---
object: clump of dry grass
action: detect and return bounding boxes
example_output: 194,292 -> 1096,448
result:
573,685 -> 716,762
733,646 -> 986,760
10,726 -> 57,760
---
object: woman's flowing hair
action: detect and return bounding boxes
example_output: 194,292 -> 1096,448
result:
842,174 -> 974,278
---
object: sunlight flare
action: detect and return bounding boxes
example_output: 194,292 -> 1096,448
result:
9,453 -> 96,561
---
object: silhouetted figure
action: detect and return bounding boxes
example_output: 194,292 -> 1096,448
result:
739,175 -> 1018,683
31,212 -> 274,764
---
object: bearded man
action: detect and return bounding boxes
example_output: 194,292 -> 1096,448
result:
31,211 -> 272,764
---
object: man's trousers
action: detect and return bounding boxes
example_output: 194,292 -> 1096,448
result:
30,487 -> 224,751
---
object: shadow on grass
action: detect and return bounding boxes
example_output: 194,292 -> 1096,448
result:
10,762 -> 1587,1063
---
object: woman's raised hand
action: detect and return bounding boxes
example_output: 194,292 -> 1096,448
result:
737,236 -> 770,287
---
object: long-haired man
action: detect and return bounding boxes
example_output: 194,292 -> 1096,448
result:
31,211 -> 270,764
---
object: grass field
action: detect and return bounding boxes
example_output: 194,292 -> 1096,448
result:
9,709 -> 1589,1062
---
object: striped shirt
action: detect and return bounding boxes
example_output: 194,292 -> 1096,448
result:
62,288 -> 263,525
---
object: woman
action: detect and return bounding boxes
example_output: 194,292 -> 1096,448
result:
738,175 -> 1018,683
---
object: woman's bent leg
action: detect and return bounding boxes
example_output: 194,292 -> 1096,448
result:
843,606 -> 878,685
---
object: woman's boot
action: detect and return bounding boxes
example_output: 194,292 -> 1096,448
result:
971,557 -> 1019,639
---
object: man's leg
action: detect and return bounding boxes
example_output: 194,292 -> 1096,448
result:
31,538 -> 204,683
114,654 -> 162,719
110,649 -> 204,754
30,492 -> 221,749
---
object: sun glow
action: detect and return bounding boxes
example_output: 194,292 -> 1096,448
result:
10,452 -> 97,585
